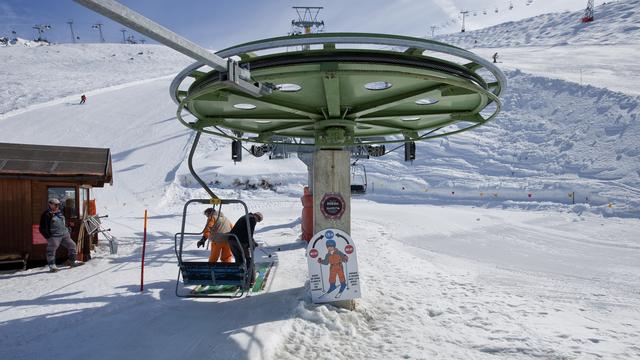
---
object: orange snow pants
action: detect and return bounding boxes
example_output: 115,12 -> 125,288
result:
329,265 -> 346,284
209,242 -> 234,263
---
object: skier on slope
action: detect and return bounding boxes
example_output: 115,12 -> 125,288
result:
317,239 -> 349,298
79,94 -> 87,104
492,52 -> 499,63
197,208 -> 234,263
39,198 -> 84,272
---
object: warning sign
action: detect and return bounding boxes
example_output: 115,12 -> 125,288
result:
320,193 -> 345,220
307,229 -> 361,303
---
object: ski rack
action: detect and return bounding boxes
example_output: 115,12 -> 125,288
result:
175,198 -> 254,299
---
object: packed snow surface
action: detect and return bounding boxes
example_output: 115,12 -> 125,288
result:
1,2 -> 640,359
0,43 -> 191,116
436,0 -> 640,48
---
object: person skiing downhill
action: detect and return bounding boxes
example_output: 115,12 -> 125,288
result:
79,94 -> 87,104
492,52 -> 499,63
317,239 -> 349,298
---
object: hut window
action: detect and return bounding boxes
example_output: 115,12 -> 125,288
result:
79,187 -> 90,218
48,187 -> 77,219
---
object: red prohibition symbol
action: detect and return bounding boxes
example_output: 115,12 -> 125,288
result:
309,249 -> 319,258
344,245 -> 354,254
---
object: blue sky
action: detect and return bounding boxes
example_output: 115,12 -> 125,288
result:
1,0 -> 587,47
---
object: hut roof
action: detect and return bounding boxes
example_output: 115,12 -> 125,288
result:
0,142 -> 112,186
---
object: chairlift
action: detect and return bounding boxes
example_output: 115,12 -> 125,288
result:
483,9 -> 487,15
509,2 -> 514,10
495,7 -> 499,13
350,162 -> 368,195
174,198 -> 255,298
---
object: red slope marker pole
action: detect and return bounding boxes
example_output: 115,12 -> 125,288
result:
140,209 -> 148,292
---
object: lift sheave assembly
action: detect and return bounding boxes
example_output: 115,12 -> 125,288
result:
171,33 -> 505,148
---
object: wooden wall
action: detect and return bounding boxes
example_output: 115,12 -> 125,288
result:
0,179 -> 32,258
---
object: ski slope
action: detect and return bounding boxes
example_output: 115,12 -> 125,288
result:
0,43 -> 191,116
436,0 -> 640,48
1,2 -> 640,359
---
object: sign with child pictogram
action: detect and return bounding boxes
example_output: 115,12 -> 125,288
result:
307,229 -> 360,303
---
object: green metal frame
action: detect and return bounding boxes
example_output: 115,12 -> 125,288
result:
171,33 -> 505,147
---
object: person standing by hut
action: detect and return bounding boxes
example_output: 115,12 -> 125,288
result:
39,198 -> 83,272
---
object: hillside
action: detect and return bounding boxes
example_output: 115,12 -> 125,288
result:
436,0 -> 640,48
0,43 -> 191,115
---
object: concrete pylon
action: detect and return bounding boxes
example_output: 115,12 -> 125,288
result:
312,149 -> 355,310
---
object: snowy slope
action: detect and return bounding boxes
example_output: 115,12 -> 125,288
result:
436,0 -> 640,48
472,45 -> 640,96
0,43 -> 191,115
361,69 -> 640,217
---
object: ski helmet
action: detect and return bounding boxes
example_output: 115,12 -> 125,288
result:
325,239 -> 336,248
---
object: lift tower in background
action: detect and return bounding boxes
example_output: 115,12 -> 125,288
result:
291,6 -> 324,35
582,0 -> 595,23
460,10 -> 469,32
291,6 -> 324,50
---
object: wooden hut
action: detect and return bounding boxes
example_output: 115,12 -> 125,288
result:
0,142 -> 112,268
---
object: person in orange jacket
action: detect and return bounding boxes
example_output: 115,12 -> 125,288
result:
317,239 -> 348,298
197,208 -> 234,263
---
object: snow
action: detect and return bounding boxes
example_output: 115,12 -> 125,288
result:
1,2 -> 640,360
436,0 -> 640,48
0,43 -> 191,116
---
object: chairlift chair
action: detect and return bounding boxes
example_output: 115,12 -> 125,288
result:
350,163 -> 368,195
174,198 -> 255,298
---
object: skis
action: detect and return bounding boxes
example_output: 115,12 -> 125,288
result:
189,261 -> 275,296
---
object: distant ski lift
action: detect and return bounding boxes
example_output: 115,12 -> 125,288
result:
350,163 -> 367,195
352,145 -> 370,159
269,136 -> 293,159
495,7 -> 499,13
527,0 -> 533,5
483,9 -> 487,15
269,143 -> 290,159
473,11 -> 477,16
509,2 -> 514,10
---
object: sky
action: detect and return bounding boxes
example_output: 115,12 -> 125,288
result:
0,0 -> 591,48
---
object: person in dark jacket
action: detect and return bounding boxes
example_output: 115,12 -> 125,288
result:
227,212 -> 263,284
39,198 -> 83,272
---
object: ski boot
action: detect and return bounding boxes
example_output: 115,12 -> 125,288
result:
65,259 -> 84,268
